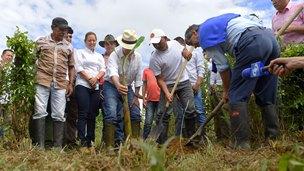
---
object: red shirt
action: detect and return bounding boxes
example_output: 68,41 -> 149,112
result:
142,68 -> 160,102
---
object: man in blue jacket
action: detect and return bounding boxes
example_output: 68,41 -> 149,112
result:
185,13 -> 280,149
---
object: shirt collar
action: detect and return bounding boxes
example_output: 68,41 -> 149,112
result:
276,2 -> 292,15
85,47 -> 95,54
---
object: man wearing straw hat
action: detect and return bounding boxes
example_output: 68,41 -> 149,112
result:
102,29 -> 142,148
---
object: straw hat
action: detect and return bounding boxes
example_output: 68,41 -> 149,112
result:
116,29 -> 138,50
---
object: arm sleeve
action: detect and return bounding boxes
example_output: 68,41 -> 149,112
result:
134,54 -> 143,87
205,45 -> 229,73
149,53 -> 161,77
107,51 -> 119,78
74,50 -> 85,73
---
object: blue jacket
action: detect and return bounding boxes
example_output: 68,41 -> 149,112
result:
199,13 -> 240,49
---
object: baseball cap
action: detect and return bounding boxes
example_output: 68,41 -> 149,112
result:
149,29 -> 166,44
52,17 -> 69,29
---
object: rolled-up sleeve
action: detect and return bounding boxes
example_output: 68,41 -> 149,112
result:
195,51 -> 205,77
205,45 -> 229,72
149,53 -> 161,76
134,54 -> 143,87
107,52 -> 119,78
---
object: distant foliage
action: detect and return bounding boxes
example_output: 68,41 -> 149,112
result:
3,27 -> 37,140
278,44 -> 304,130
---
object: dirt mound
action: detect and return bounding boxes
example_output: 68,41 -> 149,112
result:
166,138 -> 199,155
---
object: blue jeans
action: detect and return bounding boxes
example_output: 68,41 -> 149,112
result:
75,85 -> 100,146
143,101 -> 159,139
103,81 -> 141,142
33,83 -> 66,122
175,89 -> 206,136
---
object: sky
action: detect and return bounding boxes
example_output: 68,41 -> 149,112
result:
0,0 -> 302,66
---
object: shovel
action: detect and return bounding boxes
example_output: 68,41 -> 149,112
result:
185,99 -> 225,146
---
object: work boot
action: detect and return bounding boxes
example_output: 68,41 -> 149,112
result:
184,118 -> 196,138
33,117 -> 45,149
53,121 -> 65,148
131,121 -> 141,139
103,122 -> 115,148
229,102 -> 250,150
156,123 -> 169,145
261,105 -> 280,140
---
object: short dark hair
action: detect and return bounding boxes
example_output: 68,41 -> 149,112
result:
174,36 -> 186,46
67,26 -> 73,34
185,24 -> 199,45
2,49 -> 13,56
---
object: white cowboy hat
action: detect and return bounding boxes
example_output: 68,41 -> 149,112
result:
116,29 -> 138,50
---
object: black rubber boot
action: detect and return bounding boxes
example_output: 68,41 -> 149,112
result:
261,105 -> 280,140
53,121 -> 65,148
229,102 -> 250,149
103,122 -> 115,148
33,117 -> 45,149
184,118 -> 196,138
156,123 -> 169,145
131,121 -> 141,139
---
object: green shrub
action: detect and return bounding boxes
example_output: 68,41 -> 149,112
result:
3,27 -> 37,141
278,44 -> 304,131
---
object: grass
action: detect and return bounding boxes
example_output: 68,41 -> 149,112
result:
0,129 -> 303,170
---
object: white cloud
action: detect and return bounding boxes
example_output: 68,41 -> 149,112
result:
0,0 -> 274,66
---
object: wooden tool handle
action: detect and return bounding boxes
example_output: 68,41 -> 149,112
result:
165,46 -> 195,107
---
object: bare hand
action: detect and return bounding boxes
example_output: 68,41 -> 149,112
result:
116,84 -> 128,95
192,84 -> 200,93
143,99 -> 147,108
222,91 -> 229,103
165,93 -> 173,103
182,48 -> 192,61
268,58 -> 293,76
89,77 -> 98,87
66,83 -> 73,97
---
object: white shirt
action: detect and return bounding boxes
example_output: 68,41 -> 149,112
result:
207,59 -> 222,86
186,47 -> 205,85
149,40 -> 189,85
75,47 -> 106,89
105,46 -> 142,87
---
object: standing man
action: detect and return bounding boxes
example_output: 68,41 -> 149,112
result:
272,0 -> 304,44
103,29 -> 142,148
32,17 -> 74,149
64,26 -> 78,147
142,67 -> 160,140
149,29 -> 196,144
185,13 -> 280,149
0,49 -> 14,138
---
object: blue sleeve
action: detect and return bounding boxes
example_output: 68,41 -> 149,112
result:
205,45 -> 229,72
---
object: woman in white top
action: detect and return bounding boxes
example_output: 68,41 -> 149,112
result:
75,32 -> 105,149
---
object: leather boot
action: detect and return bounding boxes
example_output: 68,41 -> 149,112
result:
229,102 -> 250,149
103,122 -> 115,148
261,105 -> 279,140
131,121 -> 141,139
53,121 -> 65,148
33,117 -> 45,149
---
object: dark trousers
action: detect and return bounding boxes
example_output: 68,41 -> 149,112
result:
65,91 -> 78,144
75,85 -> 100,147
229,27 -> 280,106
